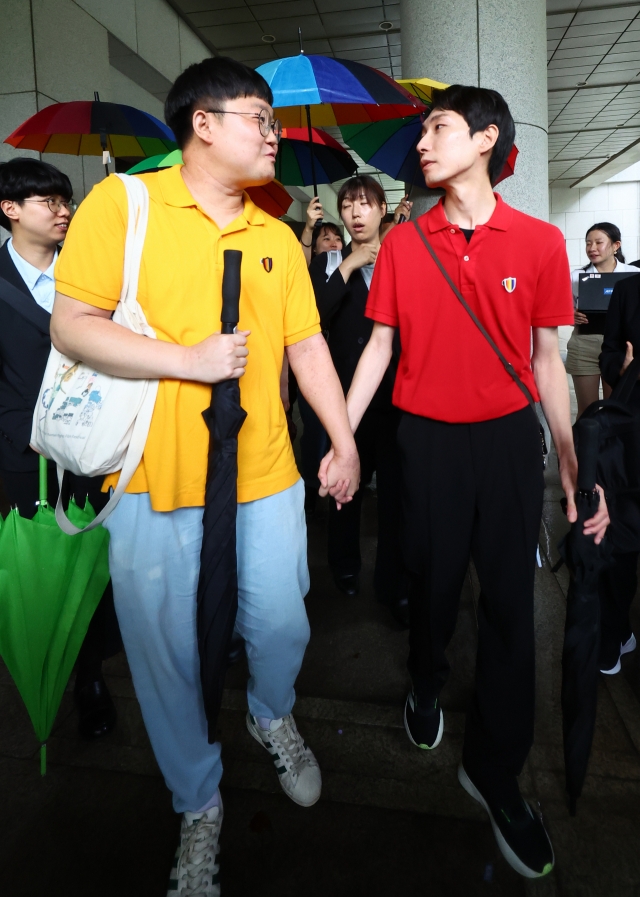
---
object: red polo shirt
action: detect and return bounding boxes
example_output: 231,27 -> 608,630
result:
365,195 -> 574,423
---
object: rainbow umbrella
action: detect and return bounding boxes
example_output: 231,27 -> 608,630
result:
277,127 -> 356,186
257,46 -> 425,195
5,95 -> 176,176
126,152 -> 295,218
340,77 -> 518,188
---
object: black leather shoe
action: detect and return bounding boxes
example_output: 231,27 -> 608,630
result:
74,674 -> 117,740
333,573 -> 359,597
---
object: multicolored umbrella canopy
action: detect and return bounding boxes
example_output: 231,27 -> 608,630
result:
256,55 -> 426,128
257,51 -> 425,197
4,99 -> 176,158
126,152 -> 294,218
340,76 -> 518,188
396,76 -> 449,105
276,127 -> 356,187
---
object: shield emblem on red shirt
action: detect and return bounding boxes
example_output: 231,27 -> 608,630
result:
261,257 -> 273,273
502,277 -> 516,293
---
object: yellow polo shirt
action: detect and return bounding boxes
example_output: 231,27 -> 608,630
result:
55,166 -> 320,510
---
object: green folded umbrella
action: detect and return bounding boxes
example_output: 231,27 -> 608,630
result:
0,457 -> 110,773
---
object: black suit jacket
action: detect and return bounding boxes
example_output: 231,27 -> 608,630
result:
309,245 -> 397,410
600,273 -> 640,407
0,241 -> 52,471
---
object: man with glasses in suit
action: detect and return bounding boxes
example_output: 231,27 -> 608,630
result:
0,157 -> 121,741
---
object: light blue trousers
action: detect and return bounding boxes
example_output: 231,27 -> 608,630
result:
104,479 -> 310,813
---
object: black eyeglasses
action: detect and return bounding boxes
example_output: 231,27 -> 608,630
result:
205,108 -> 282,143
21,197 -> 77,213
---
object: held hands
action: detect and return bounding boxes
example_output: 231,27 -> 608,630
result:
184,330 -> 250,383
318,445 -> 361,509
560,453 -> 610,545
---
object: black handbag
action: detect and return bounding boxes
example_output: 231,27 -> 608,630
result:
412,221 -> 548,467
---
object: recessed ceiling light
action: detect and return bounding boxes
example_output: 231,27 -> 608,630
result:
262,34 -> 276,43
379,21 -> 393,30
576,81 -> 587,87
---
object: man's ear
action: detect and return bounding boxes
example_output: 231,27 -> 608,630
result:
191,108 -> 216,147
0,199 -> 20,223
478,123 -> 499,154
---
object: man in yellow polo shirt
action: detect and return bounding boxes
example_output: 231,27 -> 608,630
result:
51,57 -> 359,896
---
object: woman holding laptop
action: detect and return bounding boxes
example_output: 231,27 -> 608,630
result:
565,222 -> 637,418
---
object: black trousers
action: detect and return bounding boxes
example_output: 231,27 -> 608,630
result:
328,405 -> 406,602
0,465 -> 122,678
600,551 -> 637,658
397,406 -> 544,785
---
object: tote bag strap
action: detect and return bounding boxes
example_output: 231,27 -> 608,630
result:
412,220 -> 537,414
54,173 -> 154,535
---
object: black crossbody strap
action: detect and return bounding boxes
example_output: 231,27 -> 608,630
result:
412,220 -> 537,413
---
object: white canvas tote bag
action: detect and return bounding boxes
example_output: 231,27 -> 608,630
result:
30,173 -> 159,535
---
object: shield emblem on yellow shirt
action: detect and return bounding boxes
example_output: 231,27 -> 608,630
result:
261,257 -> 273,273
502,277 -> 516,293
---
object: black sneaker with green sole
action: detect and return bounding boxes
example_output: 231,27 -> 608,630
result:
458,764 -> 554,879
403,690 -> 443,750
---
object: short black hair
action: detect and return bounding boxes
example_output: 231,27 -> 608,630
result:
0,157 -> 72,231
165,56 -> 274,150
428,85 -> 515,186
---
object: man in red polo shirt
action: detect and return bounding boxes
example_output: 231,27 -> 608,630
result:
321,85 -> 609,878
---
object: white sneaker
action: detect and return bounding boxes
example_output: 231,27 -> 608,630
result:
167,801 -> 222,896
600,633 -> 636,675
246,713 -> 322,807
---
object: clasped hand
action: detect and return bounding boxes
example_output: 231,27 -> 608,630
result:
318,446 -> 361,509
560,455 -> 610,545
185,330 -> 250,383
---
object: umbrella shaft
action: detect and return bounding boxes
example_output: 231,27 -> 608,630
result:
305,105 -> 319,198
221,324 -> 235,335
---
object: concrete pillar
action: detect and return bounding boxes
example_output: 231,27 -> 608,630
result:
400,0 -> 549,221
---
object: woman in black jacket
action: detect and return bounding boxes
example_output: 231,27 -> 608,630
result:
309,175 -> 410,625
599,272 -> 640,673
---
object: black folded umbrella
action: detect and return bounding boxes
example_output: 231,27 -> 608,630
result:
558,417 -> 612,815
197,249 -> 247,743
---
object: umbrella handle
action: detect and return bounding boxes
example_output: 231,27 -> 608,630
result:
221,250 -> 242,334
39,454 -> 48,506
